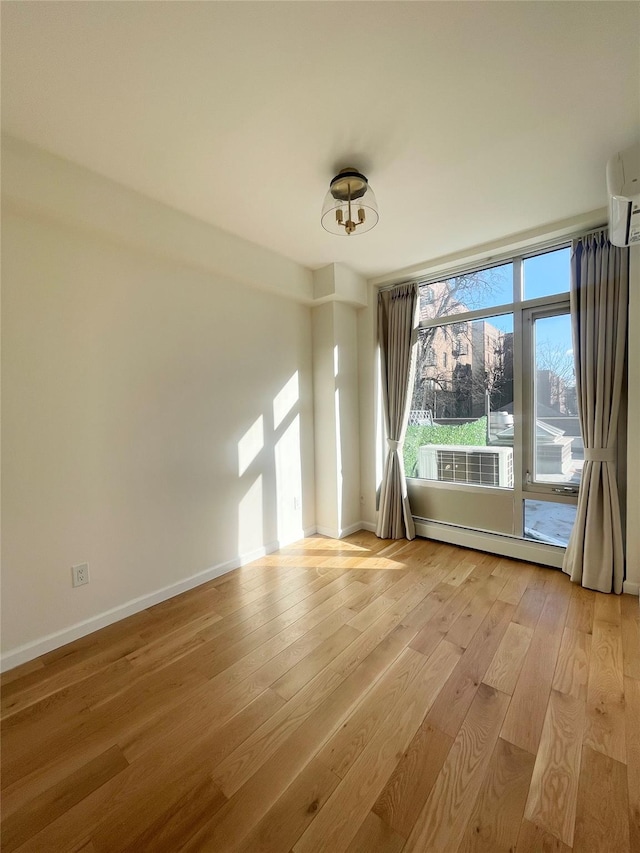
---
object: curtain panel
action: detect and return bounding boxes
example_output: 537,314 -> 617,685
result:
376,282 -> 419,540
563,230 -> 629,593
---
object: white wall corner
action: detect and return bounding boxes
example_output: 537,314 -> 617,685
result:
316,522 -> 365,539
312,263 -> 367,307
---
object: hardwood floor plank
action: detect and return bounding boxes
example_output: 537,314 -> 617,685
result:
551,627 -> 591,700
500,572 -> 570,754
409,573 -> 490,658
497,565 -> 535,606
38,609 -> 154,668
402,683 -> 510,853
442,558 -> 477,587
583,618 -> 626,764
483,621 -> 533,696
346,570 -> 436,632
212,664 -> 345,797
445,575 -> 508,650
203,604 -> 358,701
270,624 -> 360,701
625,675 -> 640,853
179,627 -> 413,851
425,599 -> 514,738
511,576 -> 548,630
457,737 -> 535,853
317,640 -> 461,780
0,658 -> 45,687
292,644 -> 460,853
344,812 -> 405,853
565,585 -> 595,634
233,758 -> 341,853
593,593 -> 621,626
121,683 -> 285,768
344,573 -> 405,614
94,775 -> 226,853
523,689 -> 585,846
1,653 -> 133,726
388,581 -> 457,646
0,746 -> 128,853
515,819 -> 572,853
371,722 -> 453,839
8,689 -> 281,851
89,766 -> 226,853
327,582 -> 435,680
573,745 -> 631,853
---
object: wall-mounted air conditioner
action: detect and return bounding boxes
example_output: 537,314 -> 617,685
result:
607,143 -> 640,247
417,444 -> 514,488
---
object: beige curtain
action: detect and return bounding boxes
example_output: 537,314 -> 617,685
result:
376,282 -> 419,540
563,230 -> 629,593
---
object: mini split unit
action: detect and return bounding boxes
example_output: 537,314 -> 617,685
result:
607,143 -> 640,247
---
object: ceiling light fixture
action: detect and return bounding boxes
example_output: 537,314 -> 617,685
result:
321,168 -> 379,236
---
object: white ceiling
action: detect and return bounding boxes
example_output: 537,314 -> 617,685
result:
2,2 -> 639,278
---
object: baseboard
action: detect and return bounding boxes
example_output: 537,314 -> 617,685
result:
413,519 -> 565,568
360,521 -> 377,533
0,528 -> 314,673
623,580 -> 640,596
315,522 -> 367,539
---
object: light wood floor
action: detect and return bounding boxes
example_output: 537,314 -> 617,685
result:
1,533 -> 639,852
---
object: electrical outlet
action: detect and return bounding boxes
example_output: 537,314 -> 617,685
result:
293,496 -> 301,510
71,563 -> 89,587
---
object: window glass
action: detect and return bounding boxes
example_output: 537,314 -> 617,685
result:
405,314 -> 514,488
524,500 -> 577,547
419,263 -> 513,322
523,248 -> 570,300
533,313 -> 581,486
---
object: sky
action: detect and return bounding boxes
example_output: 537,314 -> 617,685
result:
469,247 -> 572,352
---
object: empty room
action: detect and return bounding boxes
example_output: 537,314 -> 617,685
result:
1,2 -> 639,851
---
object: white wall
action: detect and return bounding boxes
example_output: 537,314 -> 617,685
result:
1,209 -> 316,660
312,301 -> 362,537
626,244 -> 640,592
312,303 -> 338,535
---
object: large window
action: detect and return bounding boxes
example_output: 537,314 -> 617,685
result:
404,245 -> 581,556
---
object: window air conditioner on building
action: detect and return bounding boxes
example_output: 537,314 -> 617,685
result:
417,444 -> 514,488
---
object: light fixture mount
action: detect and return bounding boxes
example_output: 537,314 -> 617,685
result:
321,167 -> 379,236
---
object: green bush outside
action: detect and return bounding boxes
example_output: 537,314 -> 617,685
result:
403,416 -> 488,477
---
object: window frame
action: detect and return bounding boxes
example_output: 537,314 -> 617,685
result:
521,301 -> 580,498
406,241 -> 579,544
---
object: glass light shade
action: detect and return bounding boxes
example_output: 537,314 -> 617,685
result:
321,169 -> 379,236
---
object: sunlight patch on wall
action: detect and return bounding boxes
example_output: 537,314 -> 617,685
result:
273,372 -> 299,431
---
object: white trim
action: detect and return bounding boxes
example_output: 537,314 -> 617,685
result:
1,528 -> 316,673
623,581 -> 640,596
413,519 -> 565,568
360,521 -> 377,533
315,521 -> 365,540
